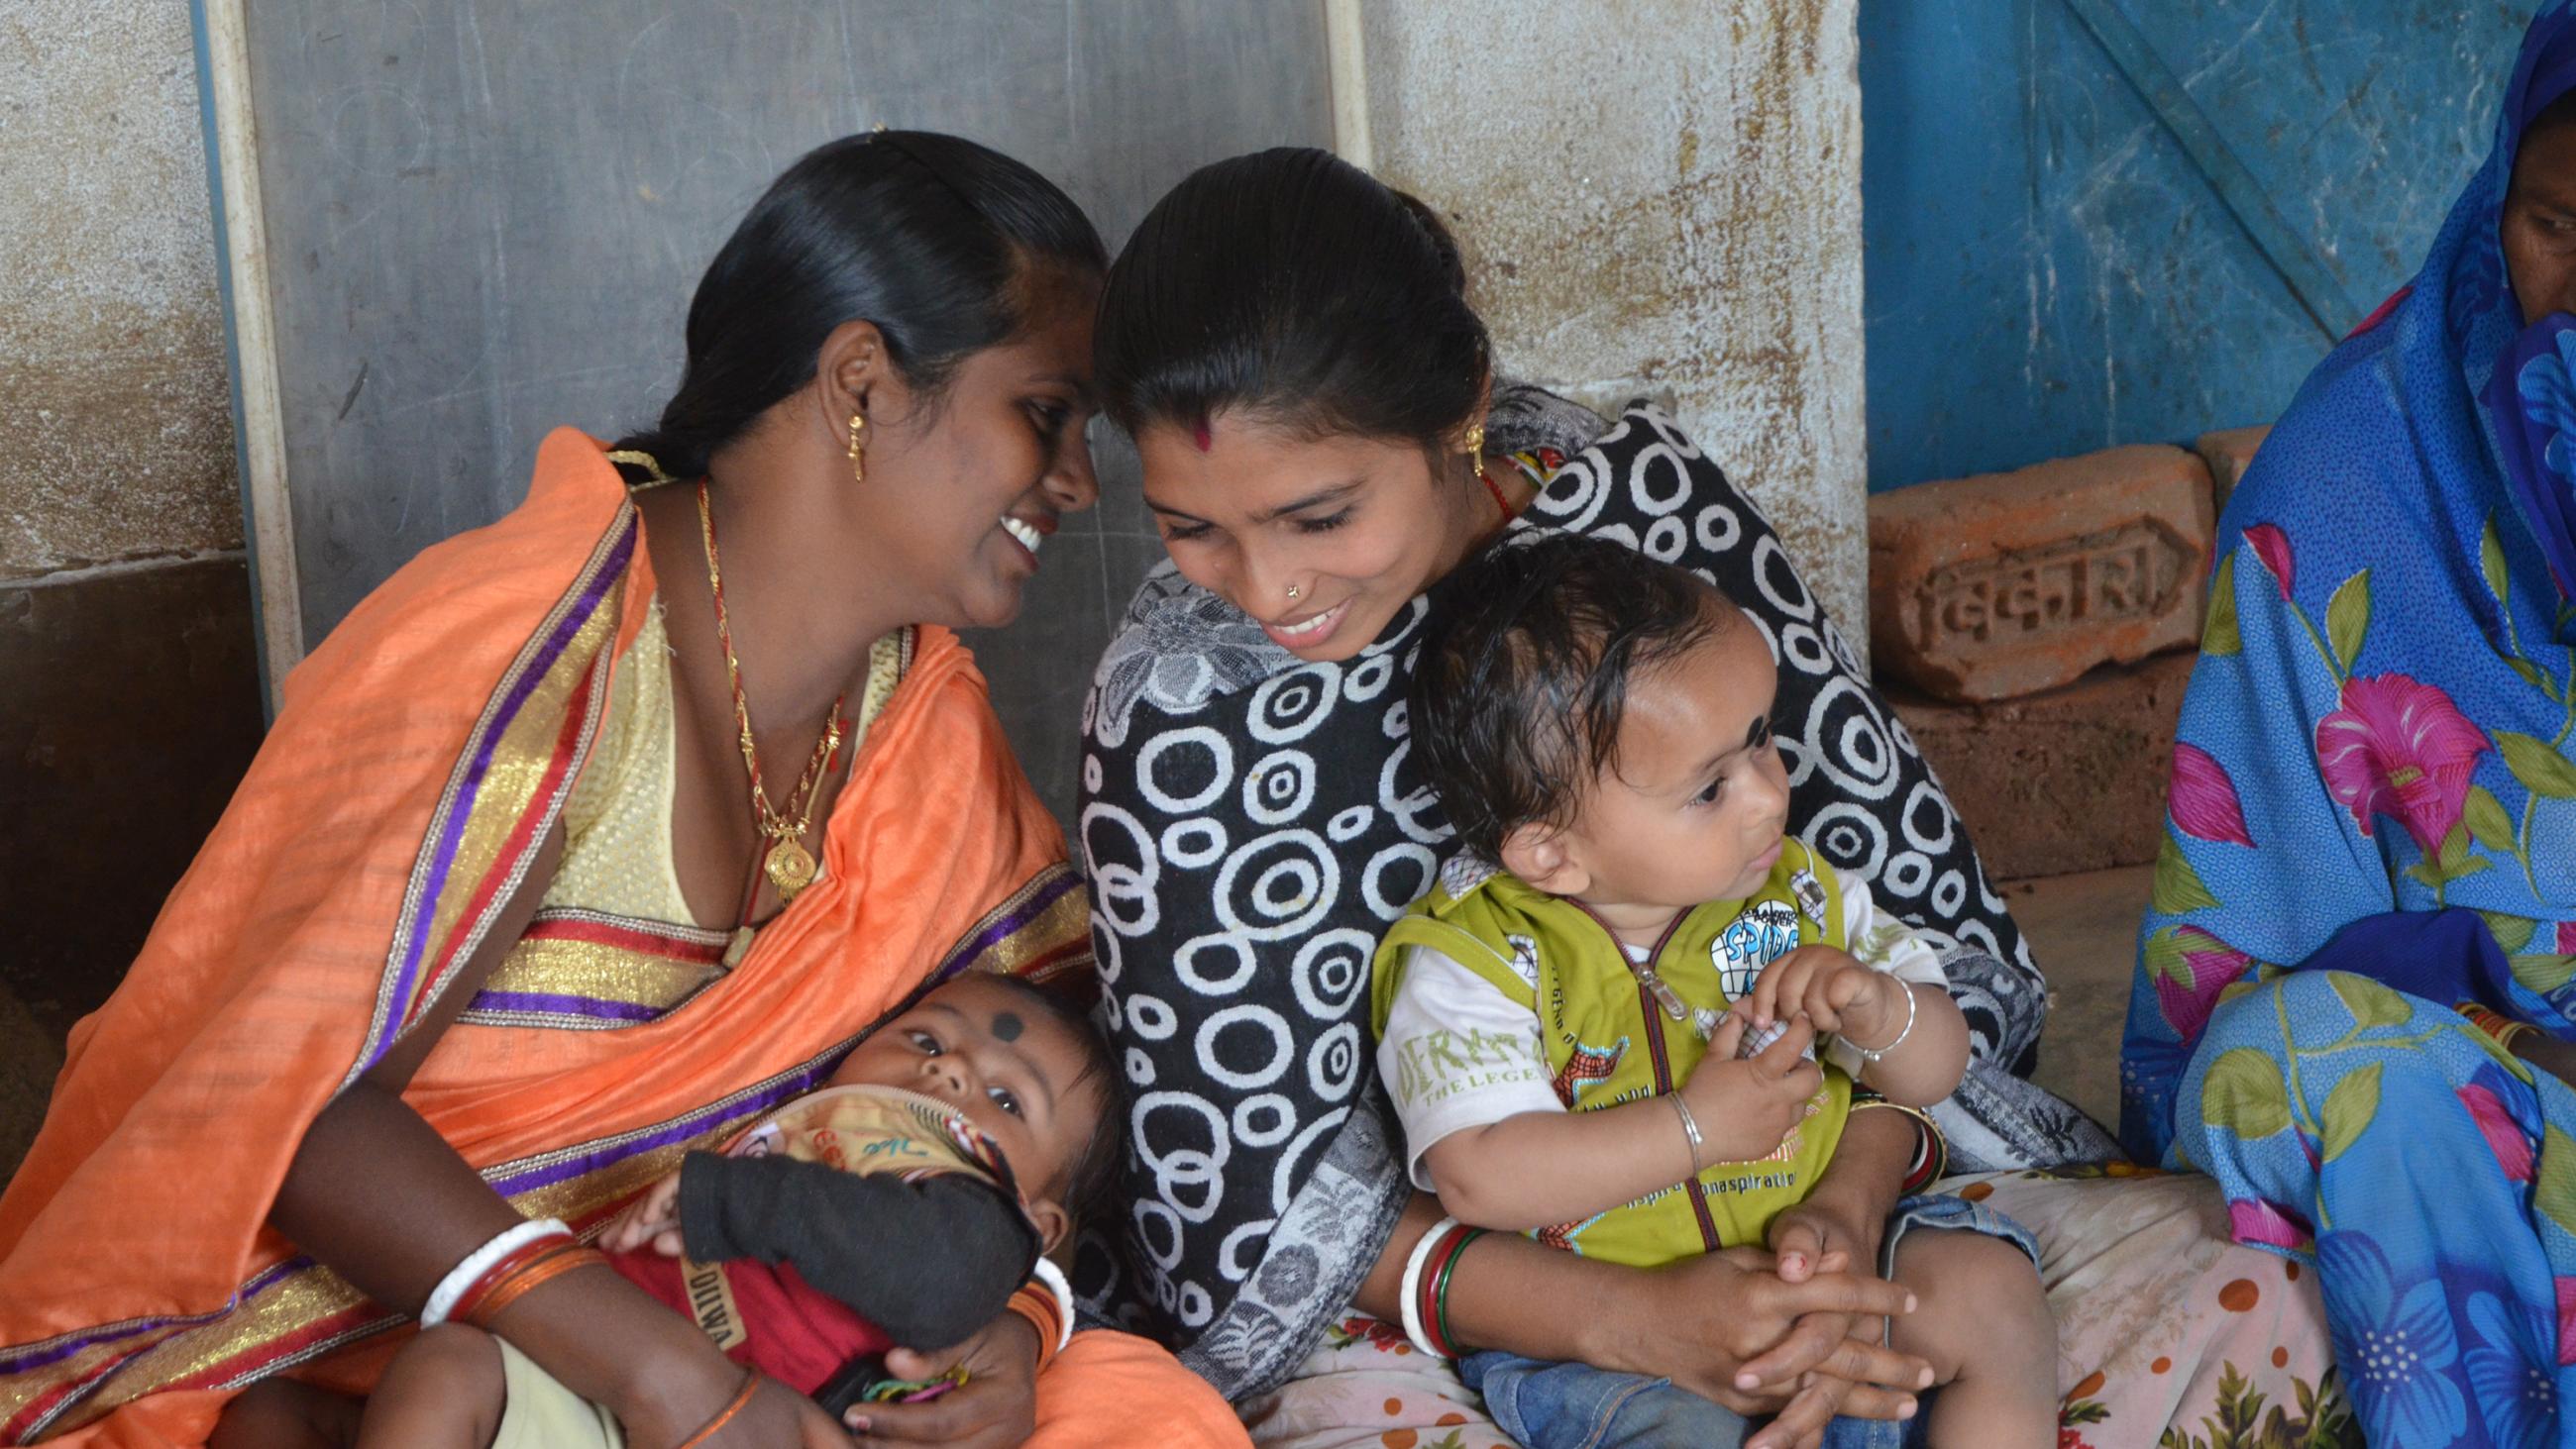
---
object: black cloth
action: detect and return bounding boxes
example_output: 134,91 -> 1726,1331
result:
678,1150 -> 1037,1352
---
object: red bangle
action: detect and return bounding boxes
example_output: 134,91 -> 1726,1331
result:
446,1229 -> 578,1326
1411,1226 -> 1473,1359
2459,1002 -> 2538,1053
1432,1227 -> 1484,1358
1004,1285 -> 1063,1375
671,1369 -> 762,1449
464,1245 -> 603,1329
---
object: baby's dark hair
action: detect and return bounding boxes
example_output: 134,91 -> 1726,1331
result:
982,975 -> 1126,1227
1411,533 -> 1739,864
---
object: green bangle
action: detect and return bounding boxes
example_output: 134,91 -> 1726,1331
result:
1433,1227 -> 1486,1358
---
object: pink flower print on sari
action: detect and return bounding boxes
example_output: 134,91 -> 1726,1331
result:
2558,920 -> 2576,953
2460,1078 -> 2538,1183
2314,673 -> 2494,857
2228,1195 -> 2315,1254
2170,743 -> 2257,848
2151,926 -> 2256,1041
2244,522 -> 2296,599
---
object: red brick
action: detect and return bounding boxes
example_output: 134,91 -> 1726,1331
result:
1869,445 -> 2215,702
1889,652 -> 2197,880
2195,425 -> 2271,514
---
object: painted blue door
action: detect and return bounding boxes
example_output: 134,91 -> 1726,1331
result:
1862,0 -> 2533,491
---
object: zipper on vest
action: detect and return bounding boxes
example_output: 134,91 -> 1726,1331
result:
1575,901 -> 1725,1255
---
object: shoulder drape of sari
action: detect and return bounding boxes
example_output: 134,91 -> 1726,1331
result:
0,429 -> 1089,1445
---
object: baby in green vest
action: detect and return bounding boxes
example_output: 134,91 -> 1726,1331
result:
1371,531 -> 2055,1449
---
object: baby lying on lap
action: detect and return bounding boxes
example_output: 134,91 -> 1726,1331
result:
1373,532 -> 2056,1449
219,972 -> 1115,1449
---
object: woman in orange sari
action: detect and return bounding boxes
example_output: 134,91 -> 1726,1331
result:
0,131 -> 1241,1449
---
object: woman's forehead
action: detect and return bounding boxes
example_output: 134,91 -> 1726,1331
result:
1137,414 -> 1416,512
972,307 -> 1095,384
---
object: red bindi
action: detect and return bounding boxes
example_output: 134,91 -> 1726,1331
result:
1192,421 -> 1212,452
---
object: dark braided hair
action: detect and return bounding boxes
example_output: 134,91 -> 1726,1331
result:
615,131 -> 1105,477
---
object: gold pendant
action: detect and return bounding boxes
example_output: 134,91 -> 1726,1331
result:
765,838 -> 817,898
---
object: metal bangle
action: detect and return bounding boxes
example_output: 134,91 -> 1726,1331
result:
1855,981 -> 1919,1063
1667,1092 -> 1706,1176
420,1217 -> 572,1328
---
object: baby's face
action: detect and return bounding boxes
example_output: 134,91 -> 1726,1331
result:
1556,609 -> 1793,910
829,975 -> 1103,1203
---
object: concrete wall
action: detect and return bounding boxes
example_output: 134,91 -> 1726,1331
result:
1356,0 -> 1871,640
0,0 -> 265,1036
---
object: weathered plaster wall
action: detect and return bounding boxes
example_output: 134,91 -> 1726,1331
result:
0,1 -> 264,1037
0,0 -> 240,576
1357,0 -> 1870,639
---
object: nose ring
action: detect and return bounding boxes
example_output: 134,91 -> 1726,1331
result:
1286,584 -> 1302,601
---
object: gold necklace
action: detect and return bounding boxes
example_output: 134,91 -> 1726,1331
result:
697,481 -> 843,903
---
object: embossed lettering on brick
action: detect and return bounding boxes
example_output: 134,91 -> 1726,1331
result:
1869,445 -> 2216,703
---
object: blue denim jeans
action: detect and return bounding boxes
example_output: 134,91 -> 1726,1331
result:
1458,1193 -> 2037,1449
1458,1352 -> 1915,1449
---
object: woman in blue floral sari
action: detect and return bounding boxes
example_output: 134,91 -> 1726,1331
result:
2121,5 -> 2576,1443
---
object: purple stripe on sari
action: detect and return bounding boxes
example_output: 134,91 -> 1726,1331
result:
933,866 -> 1083,981
468,989 -> 665,1023
0,1256 -> 311,1375
483,1065 -> 830,1198
371,514 -> 636,1071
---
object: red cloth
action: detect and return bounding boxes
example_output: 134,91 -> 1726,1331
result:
610,1249 -> 888,1397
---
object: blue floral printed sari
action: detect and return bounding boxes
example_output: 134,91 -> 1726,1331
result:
2120,6 -> 2576,1444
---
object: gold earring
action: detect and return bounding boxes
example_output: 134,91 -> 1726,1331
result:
847,412 -> 867,486
1461,422 -> 1485,458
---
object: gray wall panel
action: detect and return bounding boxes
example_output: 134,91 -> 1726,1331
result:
239,1 -> 1331,826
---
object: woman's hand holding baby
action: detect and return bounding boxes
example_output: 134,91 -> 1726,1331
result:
1616,1246 -> 1927,1449
842,1312 -> 1041,1448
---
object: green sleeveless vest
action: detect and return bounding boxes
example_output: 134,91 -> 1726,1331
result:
1370,845 -> 1855,1268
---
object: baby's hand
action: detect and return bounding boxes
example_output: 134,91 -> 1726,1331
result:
599,1171 -> 686,1258
1748,946 -> 1900,1045
1682,1012 -> 1824,1164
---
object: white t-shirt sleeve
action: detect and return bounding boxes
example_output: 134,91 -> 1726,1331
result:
1824,880 -> 1949,1079
1376,944 -> 1565,1192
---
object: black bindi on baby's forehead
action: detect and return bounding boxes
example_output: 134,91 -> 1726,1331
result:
991,1010 -> 1024,1043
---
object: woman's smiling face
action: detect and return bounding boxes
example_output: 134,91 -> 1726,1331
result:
853,295 -> 1100,631
1137,413 -> 1485,662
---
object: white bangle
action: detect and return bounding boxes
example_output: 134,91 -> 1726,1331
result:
1667,1092 -> 1706,1176
1856,982 -> 1919,1063
420,1218 -> 570,1328
1398,1216 -> 1461,1358
1028,1257 -> 1076,1352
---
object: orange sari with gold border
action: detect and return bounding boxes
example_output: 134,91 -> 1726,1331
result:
0,431 -> 1236,1446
